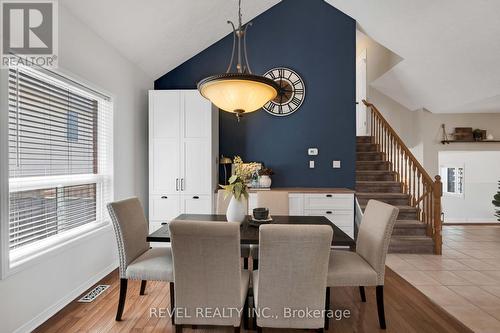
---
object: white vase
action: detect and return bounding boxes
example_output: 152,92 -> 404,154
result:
226,196 -> 247,223
259,175 -> 272,188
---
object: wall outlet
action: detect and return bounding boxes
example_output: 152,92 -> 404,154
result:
332,160 -> 341,168
309,160 -> 315,168
308,148 -> 318,156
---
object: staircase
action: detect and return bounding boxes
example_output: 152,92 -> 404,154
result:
356,136 -> 435,253
357,100 -> 444,254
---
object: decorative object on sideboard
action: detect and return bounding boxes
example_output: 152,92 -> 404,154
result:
220,175 -> 249,223
493,181 -> 500,222
258,167 -> 274,188
197,0 -> 279,121
220,155 -> 233,185
263,67 -> 306,116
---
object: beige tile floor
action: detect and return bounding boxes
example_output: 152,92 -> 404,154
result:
386,225 -> 500,333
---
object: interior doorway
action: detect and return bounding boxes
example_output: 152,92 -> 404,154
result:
356,49 -> 367,136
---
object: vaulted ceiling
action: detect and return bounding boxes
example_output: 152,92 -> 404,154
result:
63,0 -> 500,114
61,0 -> 279,80
326,0 -> 500,113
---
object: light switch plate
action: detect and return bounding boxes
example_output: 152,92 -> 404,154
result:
309,160 -> 315,168
332,160 -> 341,168
308,148 -> 318,156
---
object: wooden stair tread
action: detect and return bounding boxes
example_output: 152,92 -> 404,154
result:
360,204 -> 416,211
356,181 -> 401,184
395,220 -> 426,227
356,170 -> 396,174
357,192 -> 408,197
391,236 -> 434,243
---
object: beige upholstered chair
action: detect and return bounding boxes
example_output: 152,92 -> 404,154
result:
327,200 -> 399,329
251,191 -> 290,266
256,191 -> 289,215
169,220 -> 250,332
253,224 -> 333,332
216,191 -> 251,268
107,197 -> 174,321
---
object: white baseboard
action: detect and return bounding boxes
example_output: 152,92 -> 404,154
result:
13,261 -> 118,333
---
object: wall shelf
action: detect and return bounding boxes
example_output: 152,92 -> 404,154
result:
441,140 -> 500,144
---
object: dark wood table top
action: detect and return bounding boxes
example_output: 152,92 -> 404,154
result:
147,214 -> 356,248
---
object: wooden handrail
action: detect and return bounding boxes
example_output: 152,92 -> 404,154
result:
362,100 -> 442,254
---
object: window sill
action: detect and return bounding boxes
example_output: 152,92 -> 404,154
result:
4,221 -> 113,278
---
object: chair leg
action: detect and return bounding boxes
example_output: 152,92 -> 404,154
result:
253,258 -> 258,270
256,326 -> 262,333
376,285 -> 386,329
359,286 -> 366,302
175,324 -> 182,333
234,326 -> 240,333
317,328 -> 324,333
116,278 -> 128,321
170,282 -> 175,325
243,293 -> 249,330
140,280 -> 147,295
243,257 -> 248,269
325,287 -> 330,330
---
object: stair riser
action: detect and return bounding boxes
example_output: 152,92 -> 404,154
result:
356,136 -> 373,144
356,162 -> 390,171
396,211 -> 419,220
356,153 -> 384,161
355,183 -> 402,193
356,144 -> 378,152
392,227 -> 427,236
356,173 -> 396,181
358,197 -> 410,206
389,244 -> 434,254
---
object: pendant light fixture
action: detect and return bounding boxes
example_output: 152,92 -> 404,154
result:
197,0 -> 279,120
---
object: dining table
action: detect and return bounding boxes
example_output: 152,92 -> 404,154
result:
147,214 -> 356,250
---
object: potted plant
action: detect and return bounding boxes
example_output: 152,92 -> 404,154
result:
493,181 -> 500,221
220,175 -> 249,223
258,167 -> 274,188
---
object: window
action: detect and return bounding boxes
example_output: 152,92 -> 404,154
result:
440,166 -> 464,196
5,66 -> 113,264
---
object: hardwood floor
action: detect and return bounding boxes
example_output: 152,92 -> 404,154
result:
35,268 -> 472,333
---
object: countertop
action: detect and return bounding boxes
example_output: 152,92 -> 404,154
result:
217,187 -> 355,194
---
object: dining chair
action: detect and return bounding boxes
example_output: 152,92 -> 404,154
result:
253,224 -> 333,332
327,200 -> 399,329
217,191 -> 251,269
251,191 -> 290,268
169,220 -> 250,332
107,197 -> 174,322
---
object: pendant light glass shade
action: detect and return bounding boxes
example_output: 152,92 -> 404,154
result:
198,74 -> 278,114
197,0 -> 279,119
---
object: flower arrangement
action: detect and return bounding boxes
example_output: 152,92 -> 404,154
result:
220,175 -> 249,201
493,181 -> 500,221
233,155 -> 261,182
258,167 -> 274,176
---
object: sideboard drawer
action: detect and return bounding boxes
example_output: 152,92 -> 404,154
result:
304,209 -> 353,227
304,193 -> 353,210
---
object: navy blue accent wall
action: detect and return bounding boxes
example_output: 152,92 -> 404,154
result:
155,0 -> 356,189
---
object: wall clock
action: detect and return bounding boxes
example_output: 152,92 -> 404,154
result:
262,67 -> 305,116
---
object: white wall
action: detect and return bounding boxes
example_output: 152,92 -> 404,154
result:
0,5 -> 152,333
439,151 -> 500,223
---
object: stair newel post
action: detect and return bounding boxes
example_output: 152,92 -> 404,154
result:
433,175 -> 443,255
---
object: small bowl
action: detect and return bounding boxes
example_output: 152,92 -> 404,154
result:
253,207 -> 269,220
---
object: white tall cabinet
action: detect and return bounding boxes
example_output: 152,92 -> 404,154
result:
149,90 -> 218,235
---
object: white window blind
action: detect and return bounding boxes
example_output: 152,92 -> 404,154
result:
8,67 -> 113,252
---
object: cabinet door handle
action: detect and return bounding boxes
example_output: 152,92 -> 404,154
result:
326,211 -> 333,214
161,222 -> 168,225
326,194 -> 332,198
161,195 -> 168,199
193,196 -> 199,199
181,178 -> 184,191
176,178 -> 179,191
